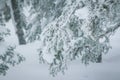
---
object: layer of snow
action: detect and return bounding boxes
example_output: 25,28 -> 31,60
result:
0,41 -> 7,55
0,0 -> 5,10
0,20 -> 18,55
5,20 -> 19,46
75,7 -> 89,20
0,26 -> 8,35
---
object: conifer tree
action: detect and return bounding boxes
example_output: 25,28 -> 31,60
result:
1,0 -> 120,76
24,0 -> 120,76
0,0 -> 25,76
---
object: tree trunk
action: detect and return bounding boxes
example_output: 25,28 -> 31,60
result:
96,54 -> 102,63
10,0 -> 26,45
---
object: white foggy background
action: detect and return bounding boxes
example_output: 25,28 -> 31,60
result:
0,20 -> 120,80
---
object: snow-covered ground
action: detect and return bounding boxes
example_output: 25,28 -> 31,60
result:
0,21 -> 120,80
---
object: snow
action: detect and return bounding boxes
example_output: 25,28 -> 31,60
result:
0,0 -> 5,10
23,6 -> 31,18
75,7 -> 89,20
0,41 -> 7,55
0,20 -> 18,55
0,26 -> 8,35
0,19 -> 120,80
40,45 -> 55,64
5,20 -> 19,45
99,36 -> 106,43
